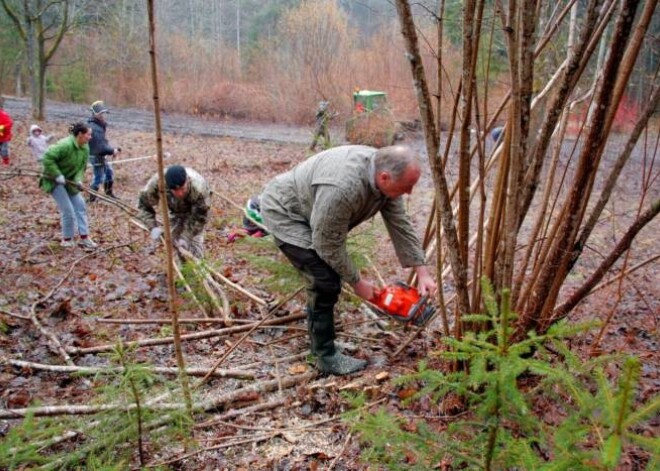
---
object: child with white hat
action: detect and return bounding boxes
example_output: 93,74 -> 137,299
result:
27,124 -> 54,162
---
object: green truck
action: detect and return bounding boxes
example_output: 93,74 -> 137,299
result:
346,90 -> 398,147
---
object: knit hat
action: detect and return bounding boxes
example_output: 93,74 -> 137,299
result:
165,166 -> 187,189
90,100 -> 109,115
30,124 -> 42,134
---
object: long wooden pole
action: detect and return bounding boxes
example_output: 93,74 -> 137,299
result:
146,0 -> 193,418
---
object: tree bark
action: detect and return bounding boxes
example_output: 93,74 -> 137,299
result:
0,0 -> 70,119
394,0 -> 471,321
520,0 -> 641,335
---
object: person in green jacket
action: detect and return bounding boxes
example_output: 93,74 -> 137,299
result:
40,122 -> 97,249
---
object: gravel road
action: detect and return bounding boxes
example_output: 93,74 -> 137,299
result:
3,95 -> 317,145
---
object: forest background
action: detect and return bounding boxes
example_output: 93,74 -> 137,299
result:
1,0 -> 657,125
1,0 -> 659,468
0,0 -> 446,123
0,0 -> 552,122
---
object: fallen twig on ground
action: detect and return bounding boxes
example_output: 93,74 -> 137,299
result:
0,371 -> 317,419
194,397 -> 291,429
195,286 -> 305,387
328,432 -> 353,471
0,308 -> 30,320
0,401 -> 184,419
95,317 -> 253,325
5,359 -> 255,380
68,312 -> 306,355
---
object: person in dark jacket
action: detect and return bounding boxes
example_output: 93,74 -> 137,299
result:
87,101 -> 121,201
40,122 -> 97,249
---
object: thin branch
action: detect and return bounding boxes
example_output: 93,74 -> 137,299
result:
67,312 -> 306,356
552,198 -> 660,322
4,359 -> 255,380
194,286 -> 305,388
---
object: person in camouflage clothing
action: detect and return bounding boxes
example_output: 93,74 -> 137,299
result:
261,145 -> 437,375
309,100 -> 335,151
138,165 -> 211,257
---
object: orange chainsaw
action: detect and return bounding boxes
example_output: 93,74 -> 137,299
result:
369,282 -> 436,327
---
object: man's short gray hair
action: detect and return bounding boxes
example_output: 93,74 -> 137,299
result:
374,145 -> 418,180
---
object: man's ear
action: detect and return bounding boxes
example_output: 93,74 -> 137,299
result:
376,170 -> 392,191
376,170 -> 391,187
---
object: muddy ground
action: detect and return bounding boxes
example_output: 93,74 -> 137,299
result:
0,96 -> 658,469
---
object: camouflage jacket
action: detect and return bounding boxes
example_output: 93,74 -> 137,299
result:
138,167 -> 211,236
261,145 -> 425,284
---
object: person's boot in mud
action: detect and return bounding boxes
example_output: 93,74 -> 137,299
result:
310,309 -> 367,376
88,184 -> 98,203
104,181 -> 115,198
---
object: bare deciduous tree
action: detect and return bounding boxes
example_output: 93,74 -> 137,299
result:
395,0 -> 659,339
1,0 -> 72,119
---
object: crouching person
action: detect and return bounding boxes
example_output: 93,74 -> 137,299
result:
138,165 -> 211,257
260,145 -> 436,376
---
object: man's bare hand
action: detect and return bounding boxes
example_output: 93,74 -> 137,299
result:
352,278 -> 376,301
415,265 -> 437,296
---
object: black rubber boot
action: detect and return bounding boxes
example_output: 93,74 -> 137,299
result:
88,185 -> 98,203
311,311 -> 367,376
104,181 -> 115,198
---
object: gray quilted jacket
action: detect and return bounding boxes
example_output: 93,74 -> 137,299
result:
261,145 -> 425,284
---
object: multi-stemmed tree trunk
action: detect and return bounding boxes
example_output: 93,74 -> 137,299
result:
394,0 -> 659,338
0,0 -> 71,119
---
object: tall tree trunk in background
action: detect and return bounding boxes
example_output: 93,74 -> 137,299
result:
0,0 -> 70,119
457,0 -> 477,267
572,0 -> 659,259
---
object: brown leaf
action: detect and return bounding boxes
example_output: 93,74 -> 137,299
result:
439,393 -> 464,415
375,371 -> 390,381
404,448 -> 418,464
234,391 -> 260,403
6,389 -> 31,408
397,387 -> 418,400
72,322 -> 91,338
288,364 -> 308,375
49,299 -> 73,319
402,420 -> 418,433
